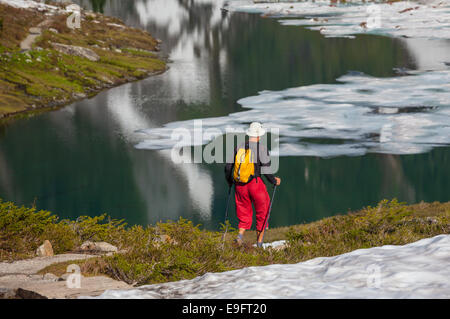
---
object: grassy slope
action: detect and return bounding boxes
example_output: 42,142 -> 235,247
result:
0,3 -> 166,119
1,198 -> 448,286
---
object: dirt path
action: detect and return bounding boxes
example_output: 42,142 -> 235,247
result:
0,254 -> 131,299
20,19 -> 52,51
0,253 -> 94,276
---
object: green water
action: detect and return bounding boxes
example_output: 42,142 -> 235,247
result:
0,0 -> 448,229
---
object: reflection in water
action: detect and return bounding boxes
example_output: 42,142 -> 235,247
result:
401,38 -> 450,71
90,0 -> 106,13
0,150 -> 13,200
106,84 -> 214,219
135,0 -> 189,35
379,155 -> 415,203
0,0 -> 448,229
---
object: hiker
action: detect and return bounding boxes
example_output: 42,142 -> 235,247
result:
225,122 -> 281,247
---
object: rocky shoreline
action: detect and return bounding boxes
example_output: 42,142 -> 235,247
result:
0,0 -> 167,121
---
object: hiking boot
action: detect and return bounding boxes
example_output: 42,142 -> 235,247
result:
233,234 -> 244,246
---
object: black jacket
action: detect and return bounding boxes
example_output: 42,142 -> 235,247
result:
224,141 -> 277,186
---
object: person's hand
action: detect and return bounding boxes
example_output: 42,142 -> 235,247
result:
275,177 -> 281,186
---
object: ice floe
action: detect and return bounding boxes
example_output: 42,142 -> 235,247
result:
136,70 -> 450,157
225,0 -> 450,40
90,234 -> 450,298
0,0 -> 82,15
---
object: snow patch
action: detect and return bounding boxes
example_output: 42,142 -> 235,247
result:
135,70 -> 450,157
226,0 -> 450,40
90,235 -> 450,298
253,240 -> 286,249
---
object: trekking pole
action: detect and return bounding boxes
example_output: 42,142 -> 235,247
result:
221,184 -> 233,247
259,185 -> 277,246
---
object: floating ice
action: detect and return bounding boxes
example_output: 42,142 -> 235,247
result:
136,70 -> 450,157
225,0 -> 450,40
90,235 -> 450,299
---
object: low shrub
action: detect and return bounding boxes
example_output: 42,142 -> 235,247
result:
0,199 -> 125,261
1,198 -> 448,286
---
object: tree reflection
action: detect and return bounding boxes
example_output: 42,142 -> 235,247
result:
90,0 -> 106,13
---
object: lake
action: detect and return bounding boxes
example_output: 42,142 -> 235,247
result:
0,0 -> 448,229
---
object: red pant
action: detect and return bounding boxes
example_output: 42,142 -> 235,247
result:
235,177 -> 270,231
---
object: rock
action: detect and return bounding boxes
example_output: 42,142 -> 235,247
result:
80,241 -> 118,253
59,273 -> 69,281
85,12 -> 97,19
48,28 -> 59,34
72,92 -> 87,99
99,75 -> 114,85
106,23 -> 125,29
0,288 -> 47,299
153,235 -> 178,248
36,240 -> 54,257
28,274 -> 44,281
43,273 -> 59,282
51,43 -> 100,62
29,27 -> 41,35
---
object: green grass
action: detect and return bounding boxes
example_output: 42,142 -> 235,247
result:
122,48 -> 157,58
1,198 -> 448,286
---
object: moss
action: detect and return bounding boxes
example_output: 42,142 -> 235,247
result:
37,258 -> 104,277
0,3 -> 166,119
100,53 -> 165,73
122,48 -> 157,58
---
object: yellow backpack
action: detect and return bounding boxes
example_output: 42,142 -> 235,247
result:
233,146 -> 255,183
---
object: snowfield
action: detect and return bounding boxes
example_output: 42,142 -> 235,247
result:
91,235 -> 450,299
